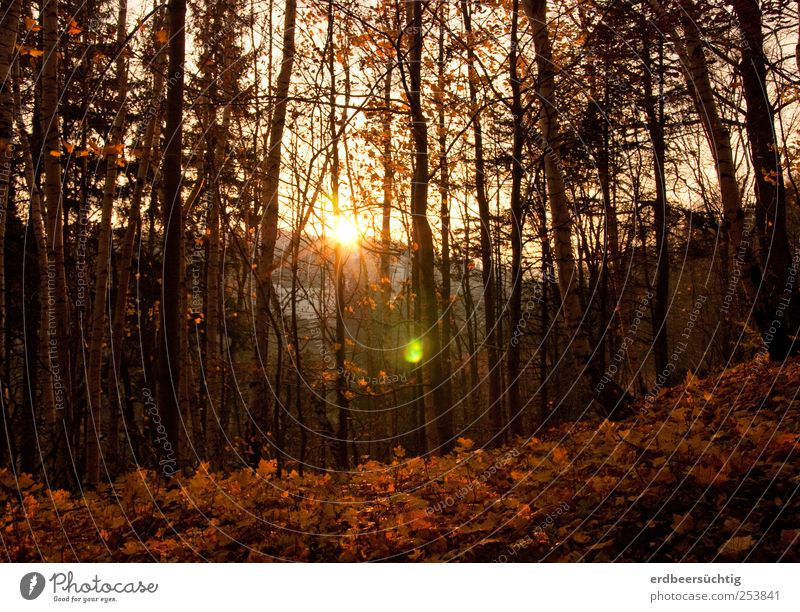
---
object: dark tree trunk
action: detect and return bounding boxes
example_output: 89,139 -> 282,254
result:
730,0 -> 798,358
40,0 -> 72,481
404,0 -> 453,453
459,0 -> 502,437
252,0 -> 296,461
0,0 -> 21,468
158,0 -> 187,472
507,0 -> 525,439
328,0 -> 350,469
641,35 -> 670,382
436,9 -> 454,443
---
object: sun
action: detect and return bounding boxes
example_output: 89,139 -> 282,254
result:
332,215 -> 359,246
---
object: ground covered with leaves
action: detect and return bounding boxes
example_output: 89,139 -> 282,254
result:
2,356 -> 798,562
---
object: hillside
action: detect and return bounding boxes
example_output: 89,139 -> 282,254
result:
2,356 -> 797,562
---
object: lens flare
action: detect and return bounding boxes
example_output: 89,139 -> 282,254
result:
404,338 -> 423,364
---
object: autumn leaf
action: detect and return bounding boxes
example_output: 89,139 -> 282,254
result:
671,512 -> 693,535
589,539 -> 613,551
690,463 -> 728,486
155,28 -> 168,44
718,535 -> 754,557
551,446 -> 568,466
102,143 -> 124,156
455,437 -> 474,452
24,16 -> 41,32
67,20 -> 82,35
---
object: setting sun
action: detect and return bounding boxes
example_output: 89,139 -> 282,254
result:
332,215 -> 359,246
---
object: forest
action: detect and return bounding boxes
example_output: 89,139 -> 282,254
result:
0,0 -> 798,562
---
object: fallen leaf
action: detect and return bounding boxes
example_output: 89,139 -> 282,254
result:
718,535 -> 754,557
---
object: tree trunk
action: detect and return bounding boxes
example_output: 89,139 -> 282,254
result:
460,209 -> 481,425
641,35 -> 670,383
403,0 -> 453,453
328,0 -> 350,469
252,0 -> 296,459
729,0 -> 798,358
648,0 -> 757,359
0,0 -> 21,465
159,0 -> 187,472
204,104 -> 230,465
380,59 -> 394,312
107,35 -> 166,474
507,0 -> 525,439
16,67 -> 54,473
85,0 -> 128,484
436,9 -> 454,443
459,0 -> 502,437
39,0 -> 72,477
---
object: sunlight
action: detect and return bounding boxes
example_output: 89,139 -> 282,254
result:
332,215 -> 360,246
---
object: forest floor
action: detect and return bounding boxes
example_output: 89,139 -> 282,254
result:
2,355 -> 798,562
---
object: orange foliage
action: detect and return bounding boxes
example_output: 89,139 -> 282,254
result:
1,358 -> 798,562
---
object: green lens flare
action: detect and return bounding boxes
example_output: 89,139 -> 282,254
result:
404,339 -> 423,364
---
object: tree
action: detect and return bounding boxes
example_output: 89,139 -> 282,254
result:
400,0 -> 453,452
159,0 -> 187,471
39,0 -> 73,479
252,0 -> 297,462
507,0 -> 526,438
730,0 -> 799,358
0,0 -> 20,466
459,0 -> 503,437
85,0 -> 129,484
